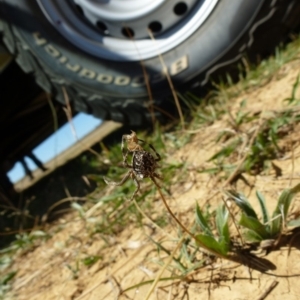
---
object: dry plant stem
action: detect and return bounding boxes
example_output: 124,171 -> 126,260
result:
151,177 -> 193,238
148,30 -> 185,130
151,177 -> 229,259
45,93 -> 60,170
62,86 -> 78,140
63,184 -> 72,198
62,86 -> 101,158
289,144 -> 295,187
85,200 -> 105,218
256,280 -> 278,300
87,144 -> 103,158
122,265 -> 218,295
42,196 -> 87,223
141,63 -> 156,126
221,196 -> 244,246
0,203 -> 20,212
108,275 -> 122,299
144,236 -> 185,300
123,26 -> 156,126
46,93 -> 58,132
288,230 -> 300,256
152,104 -> 177,121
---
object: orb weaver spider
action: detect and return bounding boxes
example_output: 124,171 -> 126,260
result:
104,131 -> 161,200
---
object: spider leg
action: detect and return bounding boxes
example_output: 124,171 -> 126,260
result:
121,134 -> 130,161
104,170 -> 132,186
122,149 -> 128,162
123,161 -> 133,169
121,145 -> 132,169
149,144 -> 161,162
130,172 -> 140,200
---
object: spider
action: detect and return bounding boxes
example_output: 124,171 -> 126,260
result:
104,131 -> 161,200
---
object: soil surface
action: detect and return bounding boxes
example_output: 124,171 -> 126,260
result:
5,59 -> 300,300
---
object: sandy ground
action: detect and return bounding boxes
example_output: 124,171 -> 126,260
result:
4,59 -> 300,300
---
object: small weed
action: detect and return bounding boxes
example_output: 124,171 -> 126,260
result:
195,203 -> 230,256
0,271 -> 16,299
209,138 -> 241,162
66,261 -> 80,279
244,109 -> 300,174
82,255 -> 101,266
71,202 -> 86,219
0,231 -> 49,255
226,183 -> 300,245
206,105 -> 300,180
285,73 -> 300,104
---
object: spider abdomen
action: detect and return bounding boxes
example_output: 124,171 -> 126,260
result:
133,150 -> 157,179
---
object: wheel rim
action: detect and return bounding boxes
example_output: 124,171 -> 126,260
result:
38,0 -> 219,61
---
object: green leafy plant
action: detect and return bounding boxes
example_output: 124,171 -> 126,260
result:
82,255 -> 101,266
226,183 -> 300,243
0,271 -> 17,299
195,203 -> 230,256
209,138 -> 241,162
0,231 -> 49,255
284,73 -> 300,104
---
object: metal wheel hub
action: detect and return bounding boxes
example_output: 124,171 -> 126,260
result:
38,0 -> 219,61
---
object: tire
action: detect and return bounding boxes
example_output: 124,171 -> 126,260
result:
1,0 -> 300,125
